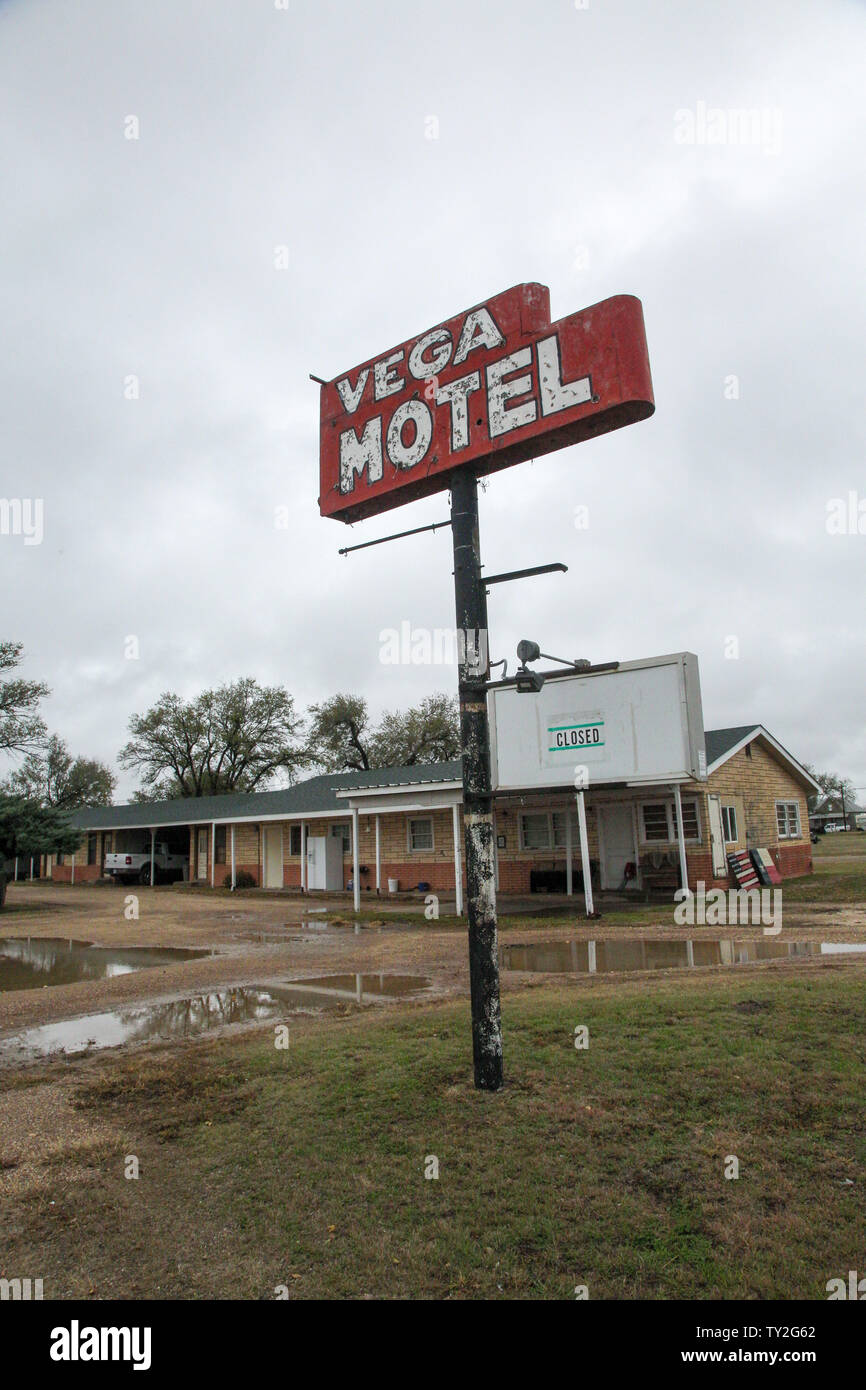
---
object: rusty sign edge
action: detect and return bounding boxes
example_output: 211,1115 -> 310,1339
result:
317,286 -> 654,524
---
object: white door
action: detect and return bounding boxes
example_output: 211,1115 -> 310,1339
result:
263,826 -> 283,888
707,795 -> 727,877
197,828 -> 208,881
598,804 -> 637,889
306,838 -> 323,890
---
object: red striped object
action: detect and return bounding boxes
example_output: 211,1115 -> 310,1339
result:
727,850 -> 761,890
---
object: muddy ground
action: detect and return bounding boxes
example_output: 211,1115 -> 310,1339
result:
1,880 -> 865,1038
1,881 -> 865,1207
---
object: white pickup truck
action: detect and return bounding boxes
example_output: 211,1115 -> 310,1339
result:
104,843 -> 189,886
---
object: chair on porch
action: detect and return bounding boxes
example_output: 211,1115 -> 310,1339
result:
639,850 -> 681,896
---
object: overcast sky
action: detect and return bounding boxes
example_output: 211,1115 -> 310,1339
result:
1,0 -> 864,801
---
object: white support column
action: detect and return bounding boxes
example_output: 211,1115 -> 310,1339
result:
71,853 -> 75,886
29,856 -> 34,880
300,821 -> 307,892
673,783 -> 689,895
576,790 -> 594,917
230,824 -> 236,891
352,807 -> 360,913
565,806 -> 573,897
149,828 -> 155,888
374,815 -> 381,894
587,939 -> 597,974
211,822 -> 216,889
452,802 -> 463,916
13,857 -> 18,882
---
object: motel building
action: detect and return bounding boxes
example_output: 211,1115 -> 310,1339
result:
46,708 -> 819,910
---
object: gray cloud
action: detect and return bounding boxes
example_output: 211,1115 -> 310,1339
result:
1,0 -> 863,800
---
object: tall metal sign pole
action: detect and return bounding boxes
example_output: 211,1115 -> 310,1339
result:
450,467 -> 502,1089
316,283 -> 654,1090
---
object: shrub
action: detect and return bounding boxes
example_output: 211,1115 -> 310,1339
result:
233,870 -> 257,890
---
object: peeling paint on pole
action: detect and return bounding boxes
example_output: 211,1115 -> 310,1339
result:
451,468 -> 503,1090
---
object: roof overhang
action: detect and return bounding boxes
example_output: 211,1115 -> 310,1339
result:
73,807 -> 354,832
337,782 -> 463,814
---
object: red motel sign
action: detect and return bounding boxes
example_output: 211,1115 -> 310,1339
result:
318,284 -> 654,523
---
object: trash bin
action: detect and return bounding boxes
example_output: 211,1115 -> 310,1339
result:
387,878 -> 399,894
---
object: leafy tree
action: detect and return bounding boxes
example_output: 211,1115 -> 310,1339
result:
0,794 -> 81,909
0,642 -> 48,755
6,735 -> 115,808
371,693 -> 460,766
119,678 -> 307,798
802,766 -> 859,819
308,692 -> 460,771
306,694 -> 373,772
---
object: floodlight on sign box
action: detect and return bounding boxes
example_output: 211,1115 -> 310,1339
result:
515,667 -> 544,694
513,639 -> 593,693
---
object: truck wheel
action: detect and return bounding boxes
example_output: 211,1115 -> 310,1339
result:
139,864 -> 152,886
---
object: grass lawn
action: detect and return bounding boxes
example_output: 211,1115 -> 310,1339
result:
812,833 -> 866,858
4,966 -> 864,1300
781,847 -> 866,903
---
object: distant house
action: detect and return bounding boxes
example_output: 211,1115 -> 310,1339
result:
47,722 -> 818,904
809,793 -> 865,833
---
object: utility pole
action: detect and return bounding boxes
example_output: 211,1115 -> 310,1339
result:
450,467 -> 503,1092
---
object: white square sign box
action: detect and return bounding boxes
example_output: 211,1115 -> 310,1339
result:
489,652 -> 706,792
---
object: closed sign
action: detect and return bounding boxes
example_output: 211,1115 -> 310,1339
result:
548,719 -> 605,752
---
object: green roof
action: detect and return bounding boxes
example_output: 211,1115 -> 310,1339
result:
67,761 -> 463,831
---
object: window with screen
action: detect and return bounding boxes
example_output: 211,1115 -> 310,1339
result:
641,803 -> 670,842
552,812 -> 576,848
520,813 -> 551,850
331,823 -> 351,853
641,800 -> 701,843
776,801 -> 800,839
408,817 -> 433,851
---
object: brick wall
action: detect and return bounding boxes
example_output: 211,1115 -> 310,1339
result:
57,740 -> 814,893
707,740 -> 812,877
49,833 -> 93,883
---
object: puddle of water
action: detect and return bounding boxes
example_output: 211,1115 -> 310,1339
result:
0,974 -> 431,1061
283,973 -> 430,1001
0,938 -> 211,992
231,921 -> 380,943
500,938 -> 866,976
